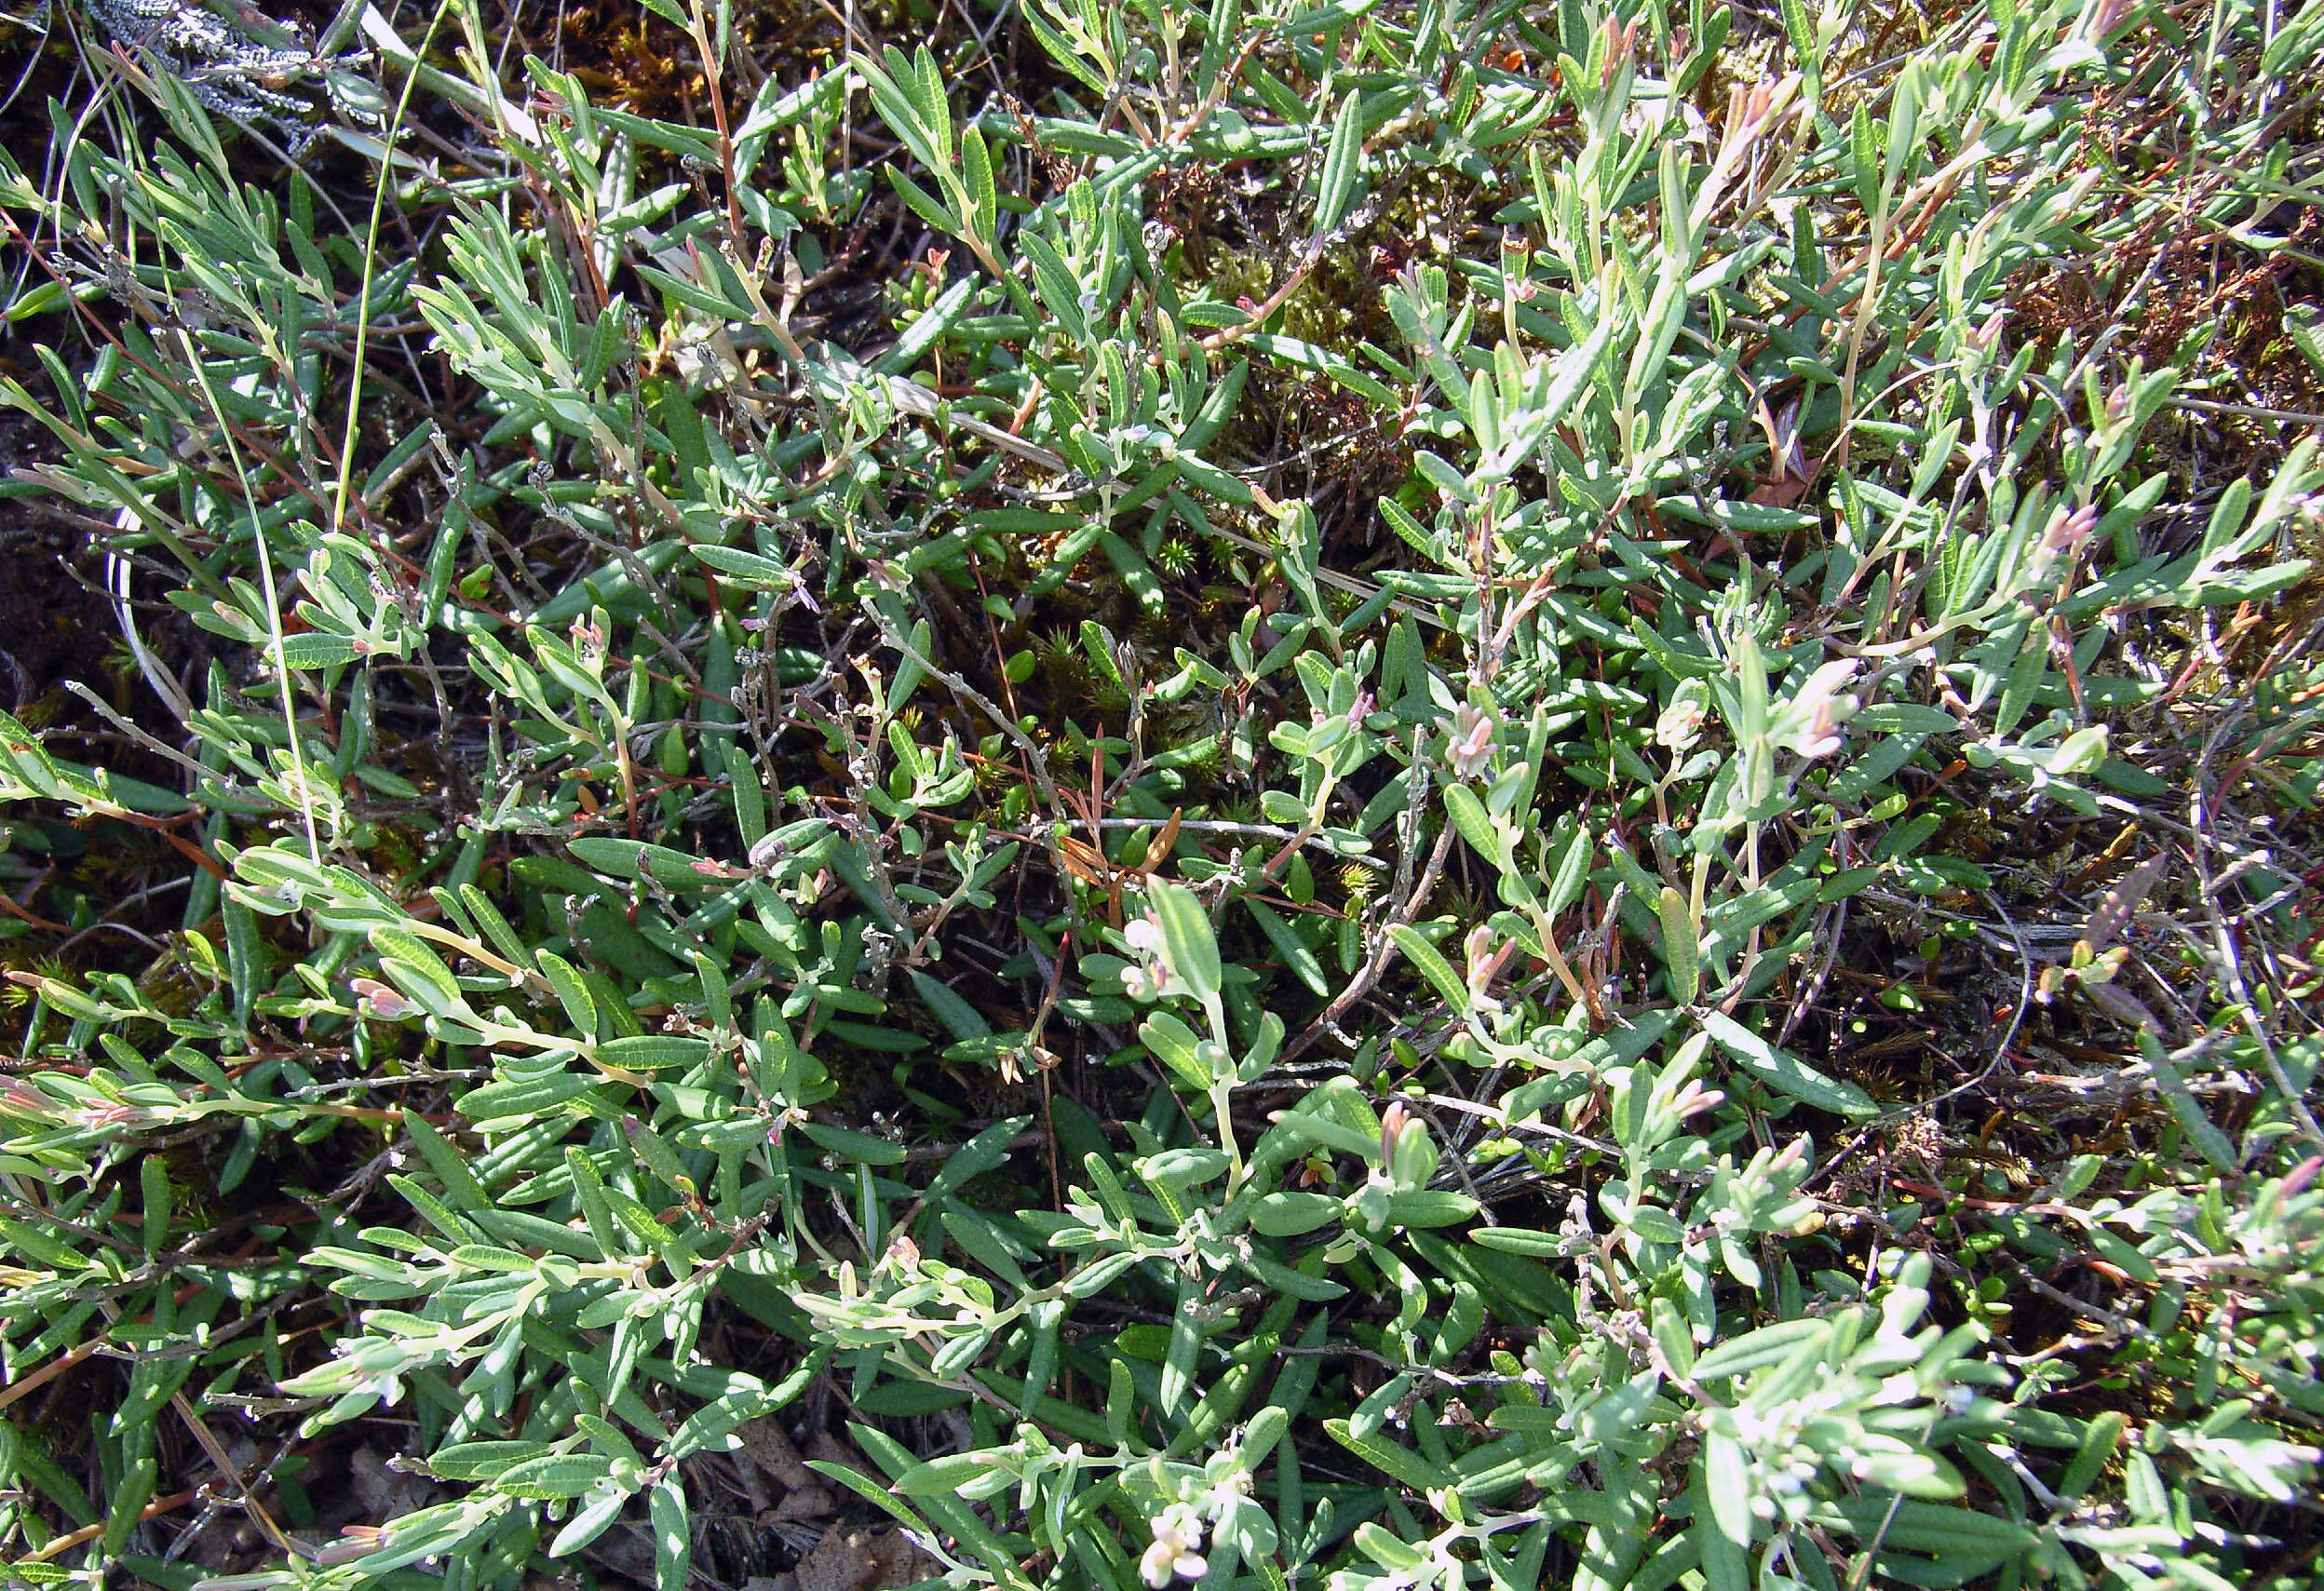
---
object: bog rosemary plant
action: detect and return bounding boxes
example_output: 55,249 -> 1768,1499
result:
0,0 -> 2320,1586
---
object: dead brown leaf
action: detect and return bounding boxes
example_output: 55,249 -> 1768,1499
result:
793,1528 -> 939,1591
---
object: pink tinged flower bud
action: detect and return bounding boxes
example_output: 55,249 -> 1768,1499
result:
1464,924 -> 1516,1010
1655,693 -> 1707,752
1668,1079 -> 1725,1119
1449,703 -> 1497,778
316,1528 -> 386,1567
0,1083 -> 61,1121
568,615 -> 605,669
2282,1154 -> 2323,1199
1379,1100 -> 1412,1166
1597,14 -> 1640,87
1790,658 -> 1862,760
2025,503 -> 2099,586
351,978 -> 416,1018
2044,504 -> 2099,555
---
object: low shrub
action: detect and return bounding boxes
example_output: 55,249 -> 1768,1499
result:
0,0 -> 2319,1584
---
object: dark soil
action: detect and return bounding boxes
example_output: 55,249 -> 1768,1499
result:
0,416 -> 115,714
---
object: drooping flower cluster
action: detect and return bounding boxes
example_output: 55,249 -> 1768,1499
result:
1447,701 -> 1497,779
1655,679 -> 1710,752
2022,502 -> 2098,590
1140,1503 -> 1208,1588
1461,924 -> 1517,1014
1118,912 -> 1182,1003
1770,658 -> 1862,761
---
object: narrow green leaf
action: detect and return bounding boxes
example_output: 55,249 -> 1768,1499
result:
599,1034 -> 712,1071
1146,878 -> 1223,1005
1441,783 -> 1503,866
1326,1418 -> 1453,1490
961,125 -> 996,240
1314,91 -> 1363,236
1700,1010 -> 1875,1117
549,1483 -> 630,1557
1658,886 -> 1698,1007
1690,1317 -> 1829,1382
535,949 -> 599,1038
1469,1227 -> 1564,1257
1701,1433 -> 1752,1545
1389,924 -> 1469,1011
1246,898 -> 1330,997
650,1474 -> 690,1591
